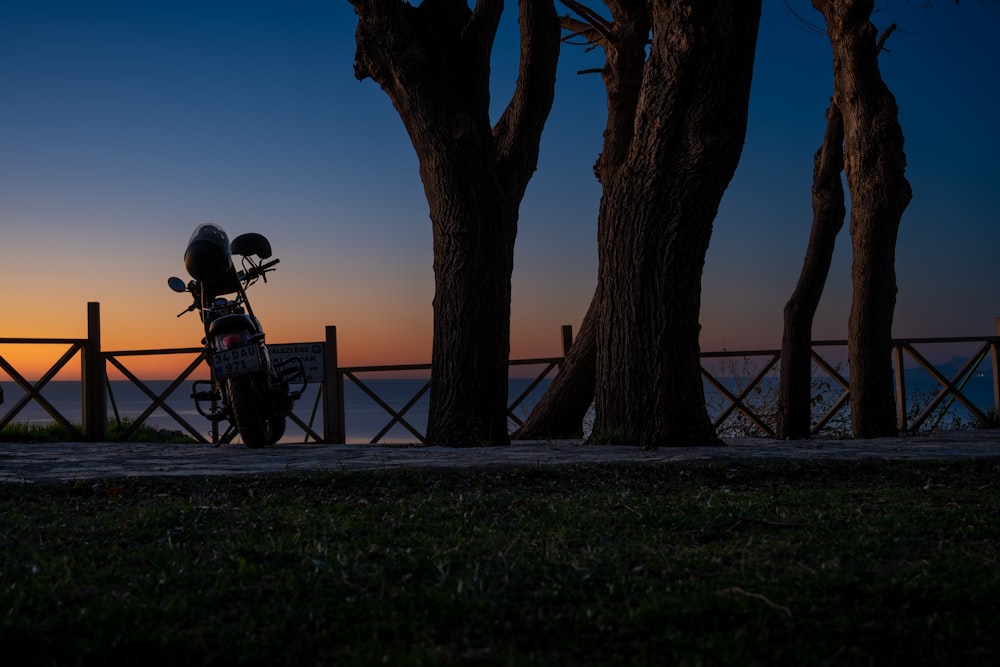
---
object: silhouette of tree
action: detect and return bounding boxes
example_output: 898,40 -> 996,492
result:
777,101 -> 846,439
811,0 -> 912,438
519,0 -> 762,446
351,0 -> 560,446
513,0 -> 648,440
594,0 -> 761,447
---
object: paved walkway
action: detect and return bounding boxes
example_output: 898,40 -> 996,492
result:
2,429 -> 999,483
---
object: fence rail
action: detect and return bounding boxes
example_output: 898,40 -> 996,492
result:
1,303 -> 998,443
700,336 -> 1000,437
332,356 -> 567,445
103,345 -> 207,442
0,337 -> 89,437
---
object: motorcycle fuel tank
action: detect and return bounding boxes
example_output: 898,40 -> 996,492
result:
184,223 -> 233,282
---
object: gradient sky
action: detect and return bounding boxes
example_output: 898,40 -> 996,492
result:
2,1 -> 998,379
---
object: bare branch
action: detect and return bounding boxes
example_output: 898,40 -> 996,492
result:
559,0 -> 613,43
876,22 -> 897,53
779,0 -> 827,35
560,15 -> 602,47
492,0 -> 561,199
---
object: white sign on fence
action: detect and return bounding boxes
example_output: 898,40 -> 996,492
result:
267,343 -> 325,383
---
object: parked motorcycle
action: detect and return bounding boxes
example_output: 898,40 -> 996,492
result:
169,223 -> 306,447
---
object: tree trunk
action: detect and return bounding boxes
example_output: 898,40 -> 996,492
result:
777,102 -> 846,439
512,0 -> 649,440
352,0 -> 560,446
593,0 -> 762,448
813,0 -> 912,438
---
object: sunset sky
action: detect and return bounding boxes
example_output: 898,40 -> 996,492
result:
2,1 -> 998,379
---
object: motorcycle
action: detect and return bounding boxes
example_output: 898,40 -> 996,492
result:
168,223 -> 306,447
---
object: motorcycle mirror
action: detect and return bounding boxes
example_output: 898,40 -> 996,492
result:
167,276 -> 188,293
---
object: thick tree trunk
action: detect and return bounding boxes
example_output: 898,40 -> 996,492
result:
512,0 -> 648,439
593,0 -> 762,448
778,102 -> 846,439
427,185 -> 519,445
813,0 -> 912,438
352,0 -> 560,446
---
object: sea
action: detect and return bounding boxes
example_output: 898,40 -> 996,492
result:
1,370 -> 995,443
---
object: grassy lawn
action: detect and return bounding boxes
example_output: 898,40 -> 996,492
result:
1,459 -> 998,665
0,421 -> 197,444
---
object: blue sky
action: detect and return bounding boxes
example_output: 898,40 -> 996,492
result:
1,0 -> 998,374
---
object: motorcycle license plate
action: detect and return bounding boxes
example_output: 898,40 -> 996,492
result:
212,345 -> 262,378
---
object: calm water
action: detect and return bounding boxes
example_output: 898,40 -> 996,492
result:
2,370 -> 995,443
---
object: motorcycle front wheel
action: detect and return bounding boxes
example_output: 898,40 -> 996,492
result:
225,376 -> 269,448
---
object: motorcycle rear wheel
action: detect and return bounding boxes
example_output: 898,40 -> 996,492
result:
226,376 -> 269,448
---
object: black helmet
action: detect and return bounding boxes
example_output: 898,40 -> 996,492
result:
183,223 -> 233,282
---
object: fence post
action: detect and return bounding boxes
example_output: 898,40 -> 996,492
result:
893,343 -> 907,432
82,302 -> 107,441
323,325 -> 346,444
561,325 -> 573,356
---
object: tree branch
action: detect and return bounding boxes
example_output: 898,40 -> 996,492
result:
468,0 -> 504,61
875,22 -> 897,54
492,0 -> 561,199
559,0 -> 613,44
560,15 -> 603,48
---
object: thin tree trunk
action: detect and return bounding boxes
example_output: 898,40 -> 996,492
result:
813,0 -> 912,438
778,102 -> 846,439
594,0 -> 762,448
512,0 -> 648,439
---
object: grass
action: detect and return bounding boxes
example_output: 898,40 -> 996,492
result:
1,460 -> 998,665
0,420 -> 197,444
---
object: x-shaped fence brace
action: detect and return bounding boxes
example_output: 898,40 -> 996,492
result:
340,357 -> 564,444
342,370 -> 430,444
896,341 -> 995,431
104,348 -> 208,442
506,359 -> 562,428
700,339 -> 998,436
0,339 -> 86,436
105,348 -> 325,445
701,353 -> 782,437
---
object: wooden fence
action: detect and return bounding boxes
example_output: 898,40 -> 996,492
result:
1,303 -> 998,443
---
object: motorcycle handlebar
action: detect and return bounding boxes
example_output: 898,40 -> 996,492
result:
173,257 -> 280,317
243,257 -> 280,280
243,257 -> 279,284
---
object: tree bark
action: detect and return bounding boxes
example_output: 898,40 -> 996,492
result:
813,0 -> 912,438
594,0 -> 762,447
352,0 -> 560,445
513,0 -> 648,440
777,102 -> 846,439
